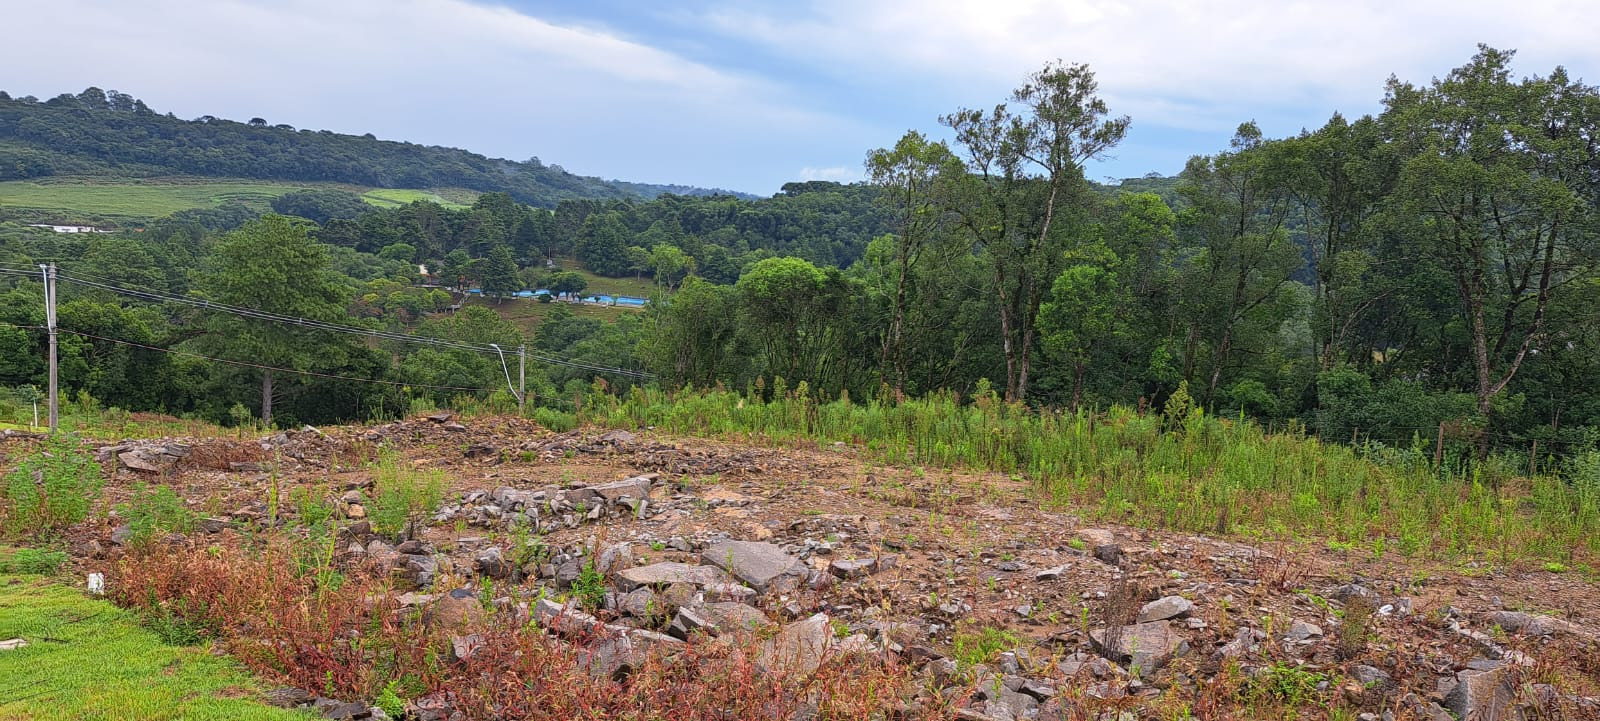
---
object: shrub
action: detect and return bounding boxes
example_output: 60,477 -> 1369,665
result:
949,623 -> 1019,668
1,437 -> 103,537
118,483 -> 196,546
369,453 -> 444,539
110,541 -> 946,720
531,406 -> 577,432
1245,662 -> 1327,708
0,547 -> 68,574
571,560 -> 605,611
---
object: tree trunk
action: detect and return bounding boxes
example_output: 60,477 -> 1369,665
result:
1070,360 -> 1085,412
261,368 -> 275,429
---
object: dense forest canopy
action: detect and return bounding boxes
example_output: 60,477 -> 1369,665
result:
1,47 -> 1597,465
0,88 -> 749,206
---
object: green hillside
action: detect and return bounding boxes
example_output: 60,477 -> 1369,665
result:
0,88 -> 751,208
0,176 -> 473,223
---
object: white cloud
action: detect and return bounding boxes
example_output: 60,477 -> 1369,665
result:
798,166 -> 860,182
699,0 -> 1600,134
0,0 -> 865,192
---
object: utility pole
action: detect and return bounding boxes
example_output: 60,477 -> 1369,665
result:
517,345 -> 526,415
41,263 -> 58,433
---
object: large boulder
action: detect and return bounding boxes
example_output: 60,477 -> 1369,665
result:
1138,596 -> 1194,623
432,588 -> 485,629
589,475 -> 654,502
1089,621 -> 1186,673
702,540 -> 808,594
669,602 -> 771,639
615,562 -> 734,592
1443,666 -> 1517,721
756,613 -> 834,677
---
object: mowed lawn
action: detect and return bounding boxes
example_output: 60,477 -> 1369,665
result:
0,574 -> 308,721
0,177 -> 473,219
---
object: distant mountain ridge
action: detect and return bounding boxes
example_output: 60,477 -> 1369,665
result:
0,87 -> 755,207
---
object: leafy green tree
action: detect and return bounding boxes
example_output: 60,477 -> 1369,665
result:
1038,243 -> 1128,410
576,212 -> 633,276
480,243 -> 521,300
648,243 -> 693,289
1380,46 -> 1600,429
1174,123 -> 1304,405
270,189 -> 369,224
941,60 -> 1129,401
190,215 -> 353,427
548,271 -> 587,296
866,130 -> 960,396
640,277 -> 741,387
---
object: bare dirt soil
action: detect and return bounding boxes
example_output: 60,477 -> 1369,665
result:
8,414 -> 1599,720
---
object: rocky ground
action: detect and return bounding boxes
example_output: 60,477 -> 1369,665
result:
12,414 -> 1600,720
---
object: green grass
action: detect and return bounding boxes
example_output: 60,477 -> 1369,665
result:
549,257 -> 661,299
0,573 -> 310,720
0,176 -> 474,221
590,387 -> 1600,565
360,188 -> 473,209
467,295 -> 632,333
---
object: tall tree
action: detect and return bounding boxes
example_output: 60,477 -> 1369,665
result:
942,60 -> 1129,401
866,130 -> 959,397
1380,46 -> 1600,433
192,215 -> 352,427
480,242 -> 521,301
1175,123 -> 1303,404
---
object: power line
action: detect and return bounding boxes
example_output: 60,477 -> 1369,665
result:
0,321 -> 494,393
0,321 -> 579,408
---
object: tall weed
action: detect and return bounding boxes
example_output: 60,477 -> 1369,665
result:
1,437 -> 102,538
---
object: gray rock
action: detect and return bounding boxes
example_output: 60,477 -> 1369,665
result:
263,687 -> 311,708
317,699 -> 371,719
1286,620 -> 1323,642
1090,621 -> 1186,673
578,635 -> 643,681
590,475 -> 654,502
1138,595 -> 1194,623
668,607 -> 710,639
1330,583 -> 1378,604
531,598 -> 601,637
1019,678 -> 1057,701
619,587 -> 657,618
702,540 -> 809,593
595,543 -> 634,575
1443,666 -> 1516,721
701,601 -> 770,633
1077,528 -> 1121,564
829,558 -> 873,579
756,613 -> 834,677
432,588 -> 484,629
1035,564 -> 1069,581
1350,664 -> 1393,688
616,562 -> 733,592
985,688 -> 1038,720
1216,629 -> 1267,661
474,547 -> 510,578
1483,610 -> 1583,639
702,582 -> 758,604
554,558 -> 584,588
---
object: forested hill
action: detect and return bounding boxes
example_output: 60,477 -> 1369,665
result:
0,88 -> 750,206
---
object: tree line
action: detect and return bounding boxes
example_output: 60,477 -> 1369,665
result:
0,46 -> 1596,460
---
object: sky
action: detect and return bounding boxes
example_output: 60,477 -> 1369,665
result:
5,0 -> 1599,195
